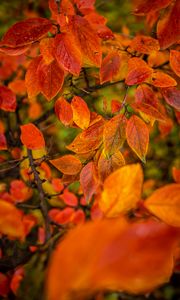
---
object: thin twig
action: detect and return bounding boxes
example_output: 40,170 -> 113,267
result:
27,149 -> 51,242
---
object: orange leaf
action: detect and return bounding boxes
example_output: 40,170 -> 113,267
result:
80,162 -> 99,202
0,86 -> 16,112
50,155 -> 82,175
65,15 -> 102,67
47,217 -> 180,299
99,163 -> 143,217
145,184 -> 180,227
131,102 -> 166,122
0,200 -> 24,239
103,114 -> 126,157
130,35 -> 160,54
67,118 -> 104,153
71,96 -> 90,129
170,50 -> 180,77
98,150 -> 125,182
134,0 -> 172,15
8,79 -> 26,96
161,87 -> 180,110
125,57 -> 152,85
135,84 -> 158,108
20,123 -> 45,149
54,33 -> 82,76
25,56 -> 42,98
39,38 -> 54,64
73,0 -> 95,14
100,51 -> 121,84
151,71 -> 177,88
1,18 -> 52,47
10,180 -> 32,203
157,0 -> 180,49
49,0 -> 75,20
126,115 -> 149,162
55,97 -> 73,126
172,167 -> 180,183
37,58 -> 64,101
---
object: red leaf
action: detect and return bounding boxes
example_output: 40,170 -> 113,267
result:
130,35 -> 160,54
135,84 -> 158,108
0,86 -> 16,112
73,0 -> 95,15
25,56 -> 42,98
161,87 -> 180,110
1,18 -> 52,47
37,59 -> 64,101
0,45 -> 29,56
126,115 -> 149,162
54,33 -> 82,76
133,0 -> 172,15
131,102 -> 166,122
100,51 -> 121,84
170,50 -> 180,77
65,15 -> 102,67
55,97 -> 73,126
125,57 -> 152,85
20,123 -> 45,149
80,162 -> 99,202
0,133 -> 7,150
157,0 -> 180,49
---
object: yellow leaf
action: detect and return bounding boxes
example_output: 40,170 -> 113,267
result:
99,164 -> 143,217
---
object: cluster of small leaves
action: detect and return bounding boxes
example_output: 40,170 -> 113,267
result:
0,0 -> 180,299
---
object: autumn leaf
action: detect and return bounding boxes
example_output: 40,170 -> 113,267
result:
151,71 -> 177,88
0,133 -> 7,150
64,15 -> 102,67
54,33 -> 82,76
67,117 -> 104,153
130,35 -> 160,54
172,167 -> 180,183
49,0 -> 75,20
98,150 -> 125,182
10,180 -> 32,203
145,184 -> 180,227
25,56 -> 42,98
55,97 -> 73,126
131,102 -> 166,122
103,114 -> 126,157
157,0 -> 180,49
39,38 -> 54,64
1,18 -> 52,47
8,79 -> 26,96
37,58 -> 64,101
170,50 -> 180,77
80,162 -> 99,202
161,87 -> 180,110
135,84 -> 158,108
47,217 -> 180,299
126,115 -> 149,162
125,57 -> 152,85
20,123 -> 45,150
50,155 -> 82,175
0,200 -> 24,239
100,51 -> 121,84
99,163 -> 143,217
71,96 -> 90,129
133,0 -> 172,15
0,86 -> 16,112
73,0 -> 95,14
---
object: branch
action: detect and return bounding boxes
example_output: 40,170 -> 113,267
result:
27,149 -> 51,242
